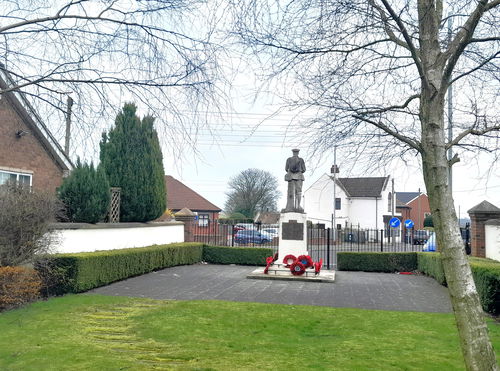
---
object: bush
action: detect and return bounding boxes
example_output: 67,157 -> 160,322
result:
35,243 -> 204,294
417,252 -> 446,284
100,103 -> 166,222
0,183 -> 61,266
469,258 -> 500,315
337,252 -> 418,272
0,267 -> 41,311
417,253 -> 500,315
58,159 -> 110,223
203,246 -> 273,266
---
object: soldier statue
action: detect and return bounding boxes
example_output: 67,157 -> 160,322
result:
283,149 -> 306,212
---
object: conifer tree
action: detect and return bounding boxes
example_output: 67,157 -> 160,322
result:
100,103 -> 166,222
58,159 -> 110,223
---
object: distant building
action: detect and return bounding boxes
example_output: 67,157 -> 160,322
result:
396,192 -> 431,230
0,66 -> 73,192
304,174 -> 399,229
161,175 -> 221,226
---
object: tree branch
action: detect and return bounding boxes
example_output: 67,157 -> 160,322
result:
356,94 -> 420,115
441,0 -> 500,87
377,0 -> 427,87
447,125 -> 500,149
352,114 -> 422,152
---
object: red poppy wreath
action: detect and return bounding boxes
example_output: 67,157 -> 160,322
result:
282,254 -> 297,267
290,261 -> 306,276
297,255 -> 313,268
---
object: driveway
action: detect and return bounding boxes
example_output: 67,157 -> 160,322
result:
89,263 -> 452,313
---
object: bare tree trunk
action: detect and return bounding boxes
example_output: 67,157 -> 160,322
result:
420,93 -> 498,371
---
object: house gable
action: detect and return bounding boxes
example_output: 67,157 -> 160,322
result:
0,66 -> 73,192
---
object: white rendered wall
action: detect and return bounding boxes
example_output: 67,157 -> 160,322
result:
304,174 -> 349,227
49,222 -> 184,254
485,224 -> 500,262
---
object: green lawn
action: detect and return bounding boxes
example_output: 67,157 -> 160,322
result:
0,295 -> 498,370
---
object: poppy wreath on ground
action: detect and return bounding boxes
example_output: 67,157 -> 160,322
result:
290,261 -> 306,276
272,252 -> 279,262
314,258 -> 323,275
297,255 -> 313,269
283,254 -> 297,267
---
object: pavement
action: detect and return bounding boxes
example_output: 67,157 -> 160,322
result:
89,264 -> 452,313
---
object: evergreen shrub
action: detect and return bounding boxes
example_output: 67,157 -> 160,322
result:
35,243 -> 203,294
0,267 -> 41,311
337,252 -> 418,272
58,159 -> 110,223
203,246 -> 273,266
100,103 -> 166,222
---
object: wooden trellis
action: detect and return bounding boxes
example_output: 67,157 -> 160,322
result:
109,187 -> 121,223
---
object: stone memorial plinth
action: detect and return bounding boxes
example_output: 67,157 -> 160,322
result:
278,212 -> 308,260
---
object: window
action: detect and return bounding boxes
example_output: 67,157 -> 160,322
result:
335,197 -> 341,210
0,170 -> 32,186
388,192 -> 392,212
198,213 -> 209,227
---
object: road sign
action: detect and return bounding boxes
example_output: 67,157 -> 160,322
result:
389,217 -> 400,228
404,219 -> 415,229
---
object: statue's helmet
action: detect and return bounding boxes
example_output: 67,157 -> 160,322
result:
292,148 -> 300,153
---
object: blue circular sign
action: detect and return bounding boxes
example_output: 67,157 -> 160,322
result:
404,219 -> 415,229
389,217 -> 401,228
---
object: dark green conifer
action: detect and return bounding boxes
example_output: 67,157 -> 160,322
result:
58,159 -> 111,223
100,103 -> 166,222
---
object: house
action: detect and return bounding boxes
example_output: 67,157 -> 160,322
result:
396,192 -> 431,230
163,175 -> 222,226
0,66 -> 72,192
304,174 -> 399,230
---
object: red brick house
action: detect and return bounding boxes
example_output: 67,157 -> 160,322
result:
396,192 -> 431,229
164,175 -> 221,226
0,68 -> 72,192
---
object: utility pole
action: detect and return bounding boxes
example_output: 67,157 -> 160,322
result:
331,146 -> 339,241
65,95 -> 74,157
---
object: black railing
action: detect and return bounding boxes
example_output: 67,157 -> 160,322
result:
185,221 -> 470,269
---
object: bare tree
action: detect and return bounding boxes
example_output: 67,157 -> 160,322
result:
231,0 -> 499,369
0,183 -> 61,266
0,0 -> 223,158
225,168 -> 281,218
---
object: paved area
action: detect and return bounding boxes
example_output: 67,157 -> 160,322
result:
89,264 -> 452,313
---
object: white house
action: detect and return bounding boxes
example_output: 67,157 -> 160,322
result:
304,174 -> 400,230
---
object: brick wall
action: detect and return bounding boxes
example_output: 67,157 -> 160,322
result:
407,194 -> 431,229
0,96 -> 64,193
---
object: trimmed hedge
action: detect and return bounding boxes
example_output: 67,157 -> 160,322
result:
203,246 -> 273,266
417,252 -> 446,284
337,252 -> 418,273
418,254 -> 500,315
35,243 -> 204,294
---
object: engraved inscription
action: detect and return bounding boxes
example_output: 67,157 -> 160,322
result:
282,221 -> 304,240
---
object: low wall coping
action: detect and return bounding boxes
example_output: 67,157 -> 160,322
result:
485,219 -> 500,226
49,221 -> 184,230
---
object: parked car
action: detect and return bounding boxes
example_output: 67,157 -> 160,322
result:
262,228 -> 279,238
412,230 -> 430,245
233,223 -> 256,233
234,229 -> 272,244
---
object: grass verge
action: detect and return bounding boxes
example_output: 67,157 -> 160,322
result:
0,295 -> 498,370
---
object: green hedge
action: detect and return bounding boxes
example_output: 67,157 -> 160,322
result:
203,246 -> 273,266
417,252 -> 446,284
35,243 -> 203,294
337,252 -> 418,273
418,254 -> 500,315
